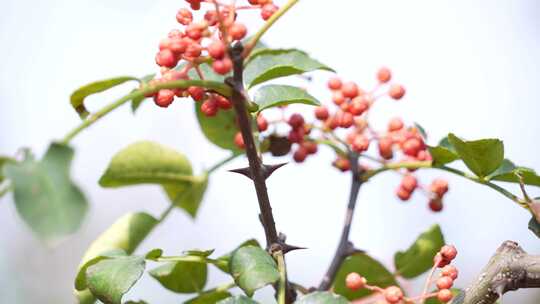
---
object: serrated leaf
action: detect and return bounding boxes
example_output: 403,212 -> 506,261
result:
229,246 -> 279,296
195,101 -> 240,152
131,74 -> 156,113
164,172 -> 209,218
448,133 -> 504,178
86,255 -> 145,304
489,166 -> 540,187
294,292 -> 349,304
394,224 -> 445,278
185,290 -> 232,304
99,141 -> 194,187
333,253 -> 397,300
71,76 -> 139,119
145,249 -> 164,260
216,239 -> 261,273
217,295 -> 259,304
253,85 -> 320,112
4,143 -> 88,240
149,261 -> 207,293
244,49 -> 333,88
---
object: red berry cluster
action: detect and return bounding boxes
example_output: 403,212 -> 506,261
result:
344,244 -> 458,303
146,0 -> 280,110
396,174 -> 449,212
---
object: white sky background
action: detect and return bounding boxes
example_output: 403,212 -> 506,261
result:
1,0 -> 540,303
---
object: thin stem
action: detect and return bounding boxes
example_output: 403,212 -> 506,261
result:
419,262 -> 438,304
319,153 -> 362,290
243,0 -> 301,57
362,161 -> 527,210
158,204 -> 175,224
207,153 -> 240,174
275,250 -> 287,304
61,79 -> 231,144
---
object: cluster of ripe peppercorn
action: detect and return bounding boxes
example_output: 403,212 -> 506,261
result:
147,0 -> 280,110
345,245 -> 458,303
249,68 -> 449,211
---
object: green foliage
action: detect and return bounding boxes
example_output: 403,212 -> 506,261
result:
394,225 -> 445,278
149,261 -> 207,293
333,253 -> 397,300
243,49 -> 333,88
490,166 -> 540,186
99,141 -> 194,187
229,246 -> 280,296
216,239 -> 261,273
217,295 -> 260,304
429,137 -> 459,166
528,217 -> 540,238
75,249 -> 126,291
186,290 -> 232,304
86,255 -> 145,304
99,141 -> 208,217
145,249 -> 164,260
447,134 -> 504,178
195,102 -> 241,152
3,144 -> 88,240
294,292 -> 349,304
0,156 -> 15,183
74,212 -> 157,302
253,85 -> 320,112
71,76 -> 139,119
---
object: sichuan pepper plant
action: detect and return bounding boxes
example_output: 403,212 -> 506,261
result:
1,1 -> 540,304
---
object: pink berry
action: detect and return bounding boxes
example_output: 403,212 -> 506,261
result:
261,4 -> 279,20
176,8 -> 193,25
384,286 -> 403,304
377,67 -> 392,83
229,23 -> 247,40
440,245 -> 458,261
437,289 -> 453,303
155,49 -> 177,68
441,265 -> 459,280
436,276 -> 454,290
212,58 -> 233,75
401,175 -> 418,192
345,272 -> 366,291
208,41 -> 226,59
314,106 -> 329,120
327,77 -> 342,90
396,187 -> 411,201
288,113 -> 305,129
389,84 -> 406,100
154,89 -> 175,108
388,117 -> 404,132
234,132 -> 245,149
201,99 -> 218,117
341,82 -> 359,98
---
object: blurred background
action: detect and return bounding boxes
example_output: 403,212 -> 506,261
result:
1,0 -> 540,303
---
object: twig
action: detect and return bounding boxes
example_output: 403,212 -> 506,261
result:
319,152 -> 363,290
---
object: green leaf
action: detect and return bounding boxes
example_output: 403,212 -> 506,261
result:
216,239 -> 261,273
333,253 -> 397,300
253,85 -> 320,112
185,290 -> 232,304
394,224 -> 445,279
428,137 -> 459,166
145,249 -> 164,260
414,123 -> 428,140
3,143 -> 88,240
164,172 -> 209,218
75,212 -> 158,291
294,292 -> 349,304
0,156 -> 15,183
489,166 -> 540,187
229,246 -> 280,296
99,141 -> 194,187
131,74 -> 156,113
448,133 -> 504,177
71,76 -> 139,119
195,101 -> 240,152
425,289 -> 462,304
244,49 -> 334,88
86,255 -> 145,304
488,159 -> 517,178
75,249 -> 127,291
149,261 -> 207,293
528,216 -> 540,238
217,295 -> 259,304
184,249 -> 215,257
